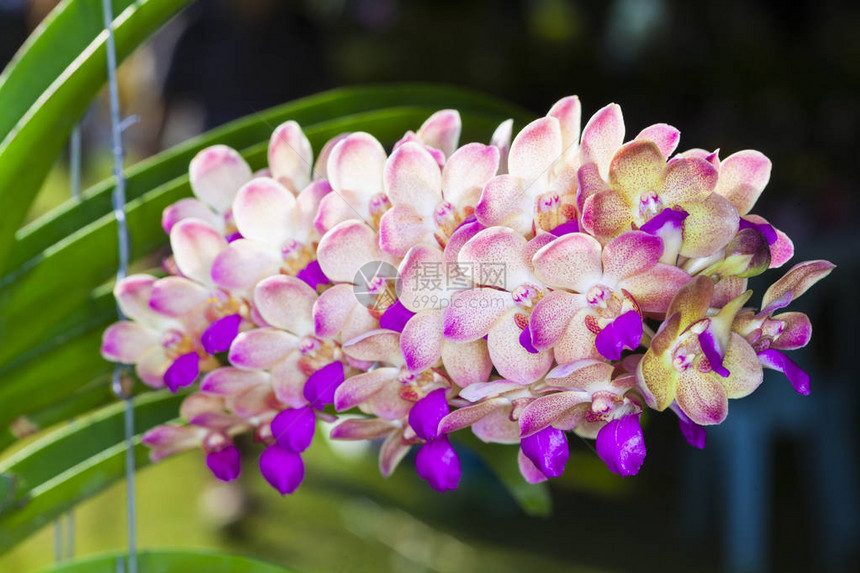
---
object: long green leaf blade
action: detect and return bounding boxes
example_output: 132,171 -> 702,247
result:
0,0 -> 193,271
34,550 -> 288,572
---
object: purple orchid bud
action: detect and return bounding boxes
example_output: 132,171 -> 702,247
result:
379,300 -> 416,333
595,310 -> 642,361
639,207 -> 688,235
270,405 -> 316,453
259,445 -> 305,495
697,330 -> 730,377
549,219 -> 579,237
296,259 -> 330,290
670,403 -> 706,449
303,361 -> 345,411
201,313 -> 242,355
415,437 -> 461,492
738,218 -> 777,245
596,414 -> 646,477
408,388 -> 449,441
519,324 -> 539,354
164,352 -> 200,392
758,349 -> 810,395
206,444 -> 241,482
520,426 -> 569,478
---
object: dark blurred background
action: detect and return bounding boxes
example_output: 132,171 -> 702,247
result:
1,1 -> 858,572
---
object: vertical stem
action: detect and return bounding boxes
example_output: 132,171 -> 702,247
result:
101,1 -> 135,573
70,126 -> 82,200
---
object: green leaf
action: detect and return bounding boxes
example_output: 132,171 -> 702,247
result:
0,0 -> 193,271
0,391 -> 184,552
35,550 -> 288,573
454,432 -> 552,517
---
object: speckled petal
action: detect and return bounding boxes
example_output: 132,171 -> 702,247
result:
442,143 -> 500,209
228,328 -> 298,370
232,177 -> 297,246
528,290 -> 584,351
441,338 -> 492,387
400,310 -> 443,373
416,110 -> 461,157
636,346 -> 679,411
170,218 -> 227,286
342,330 -> 403,364
474,174 -> 531,233
714,150 -> 771,215
487,309 -> 553,384
660,157 -> 718,205
770,311 -> 812,350
679,193 -> 739,258
442,288 -> 512,342
667,276 -> 714,332
531,232 -> 602,292
548,95 -> 582,150
608,140 -> 665,204
149,276 -> 209,317
327,132 -> 386,197
270,351 -> 309,408
189,145 -> 252,213
378,204 -> 432,257
101,321 -> 158,363
635,123 -> 680,158
507,117 -> 563,183
619,263 -> 692,313
601,230 -> 663,283
580,103 -> 625,179
317,220 -> 391,283
676,366 -> 730,425
209,239 -> 281,292
162,198 -> 222,234
580,189 -> 634,241
459,226 -> 531,289
254,275 -> 317,336
719,333 -> 763,398
313,283 -> 378,340
519,390 -> 591,437
268,120 -> 313,192
761,260 -> 835,313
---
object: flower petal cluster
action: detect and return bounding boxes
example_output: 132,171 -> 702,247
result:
101,99 -> 832,494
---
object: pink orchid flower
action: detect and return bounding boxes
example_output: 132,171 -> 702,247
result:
377,140 -> 500,256
732,260 -> 835,395
529,230 -> 691,364
442,226 -> 557,383
636,276 -> 763,425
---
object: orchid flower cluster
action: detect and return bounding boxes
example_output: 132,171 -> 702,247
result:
101,96 -> 833,495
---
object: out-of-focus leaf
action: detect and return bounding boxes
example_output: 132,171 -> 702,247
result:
0,391 -> 184,552
0,0 -> 193,270
35,550 -> 288,573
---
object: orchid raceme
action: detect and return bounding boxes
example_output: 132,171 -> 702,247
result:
99,97 -> 833,495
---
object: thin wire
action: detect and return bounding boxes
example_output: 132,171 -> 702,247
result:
53,520 -> 62,563
101,1 -> 136,572
70,126 -> 82,199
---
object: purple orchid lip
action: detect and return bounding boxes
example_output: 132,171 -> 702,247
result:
296,259 -> 330,290
259,444 -> 305,495
670,401 -> 706,448
596,414 -> 646,477
225,232 -> 244,243
549,219 -> 580,237
697,330 -> 730,377
206,444 -> 241,481
595,310 -> 642,361
639,207 -> 689,235
408,388 -> 449,441
303,361 -> 345,410
758,348 -> 810,395
415,436 -> 461,492
519,324 -> 539,354
163,352 -> 200,392
520,426 -> 569,478
270,405 -> 317,453
738,218 -> 777,245
379,300 -> 416,333
201,313 -> 242,355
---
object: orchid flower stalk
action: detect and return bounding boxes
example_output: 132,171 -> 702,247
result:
98,99 -> 832,495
